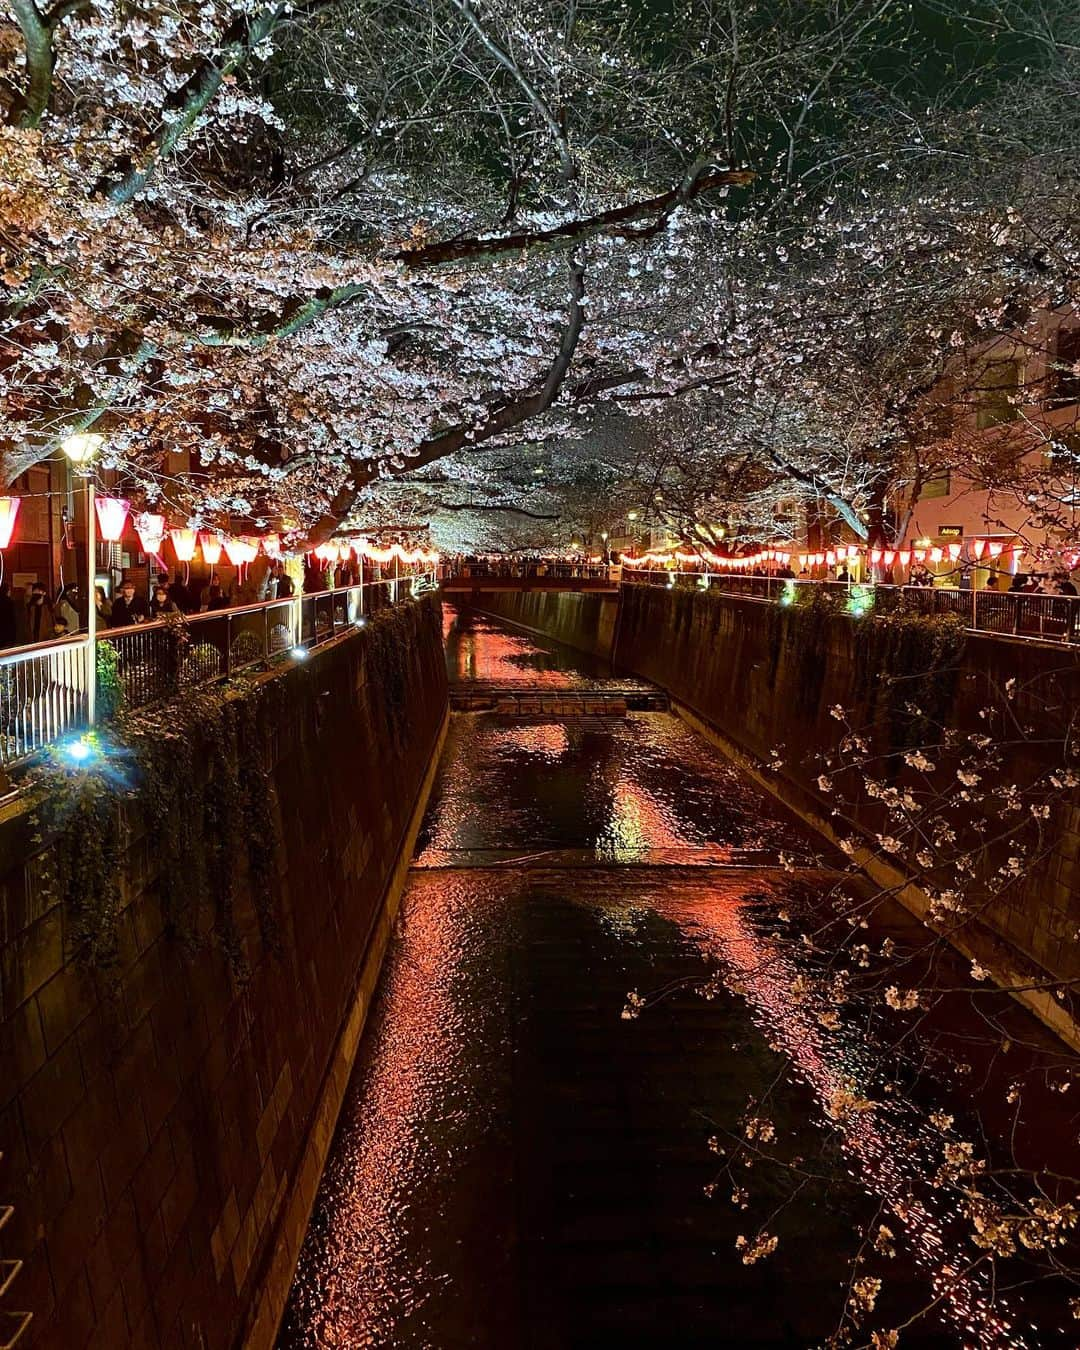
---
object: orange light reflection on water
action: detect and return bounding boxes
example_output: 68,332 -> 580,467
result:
655,879 -> 1022,1350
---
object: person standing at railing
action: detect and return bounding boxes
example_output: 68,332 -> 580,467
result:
272,562 -> 295,598
150,584 -> 179,618
110,579 -> 149,627
25,581 -> 52,642
203,583 -> 230,611
56,584 -> 81,634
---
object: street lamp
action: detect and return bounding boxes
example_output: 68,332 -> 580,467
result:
61,431 -> 104,726
626,510 -> 640,557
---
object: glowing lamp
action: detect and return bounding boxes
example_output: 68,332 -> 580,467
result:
134,512 -> 165,557
930,546 -> 944,563
224,536 -> 258,566
1011,544 -> 1025,562
912,549 -> 926,562
814,553 -> 825,566
262,533 -> 281,560
314,543 -> 338,564
971,539 -> 986,560
825,549 -> 836,567
0,496 -> 21,550
798,555 -> 808,568
947,543 -> 962,561
883,550 -> 896,566
898,550 -> 911,568
169,527 -> 197,562
63,735 -> 96,764
869,548 -> 883,566
61,432 -> 103,465
200,533 -> 223,566
987,541 -> 1004,558
95,496 -> 130,543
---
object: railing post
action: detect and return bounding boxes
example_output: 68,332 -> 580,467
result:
225,613 -> 232,677
85,478 -> 96,727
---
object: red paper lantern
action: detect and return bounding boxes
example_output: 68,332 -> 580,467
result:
169,527 -> 197,562
869,548 -> 883,565
971,539 -> 986,559
987,541 -> 1004,558
947,543 -> 962,561
134,512 -> 165,557
262,533 -> 281,560
224,536 -> 258,566
883,549 -> 896,566
200,533 -> 223,566
898,550 -> 911,568
0,496 -> 21,550
95,496 -> 130,542
912,548 -> 926,562
930,546 -> 944,563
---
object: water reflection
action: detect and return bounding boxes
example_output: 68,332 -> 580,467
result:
281,611 -> 1074,1349
443,604 -> 640,688
415,713 -> 818,867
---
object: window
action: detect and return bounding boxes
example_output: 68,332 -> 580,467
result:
975,359 -> 1019,430
1050,327 -> 1080,408
920,474 -> 951,501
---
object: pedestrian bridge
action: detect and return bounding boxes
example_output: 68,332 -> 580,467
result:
442,564 -> 621,594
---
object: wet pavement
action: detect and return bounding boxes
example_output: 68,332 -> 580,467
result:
279,605 -> 1077,1349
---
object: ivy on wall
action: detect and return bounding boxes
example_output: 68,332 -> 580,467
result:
759,586 -> 967,744
22,596 -> 437,974
850,607 -> 967,749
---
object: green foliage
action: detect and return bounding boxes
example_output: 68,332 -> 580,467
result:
850,607 -> 967,750
761,585 -> 967,744
95,641 -> 123,720
765,585 -> 841,716
22,596 -> 435,973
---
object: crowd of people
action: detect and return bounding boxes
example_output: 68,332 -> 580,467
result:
0,550 -> 420,652
0,562 -> 300,651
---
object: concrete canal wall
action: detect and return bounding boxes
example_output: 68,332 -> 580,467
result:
480,582 -> 1080,1045
612,584 -> 1080,1046
0,596 -> 448,1349
465,588 -> 619,661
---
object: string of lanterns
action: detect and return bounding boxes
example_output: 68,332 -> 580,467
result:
0,493 -> 439,569
620,537 -> 1050,574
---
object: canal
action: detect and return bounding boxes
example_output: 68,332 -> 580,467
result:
279,606 -> 1076,1349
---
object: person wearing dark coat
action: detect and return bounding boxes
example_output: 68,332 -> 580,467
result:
109,580 -> 149,627
25,581 -> 52,641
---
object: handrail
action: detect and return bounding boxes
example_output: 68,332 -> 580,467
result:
621,568 -> 1080,646
0,572 -> 437,769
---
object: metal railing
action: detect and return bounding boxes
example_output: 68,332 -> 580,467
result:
453,562 -> 621,581
622,569 -> 1080,643
0,571 -> 437,769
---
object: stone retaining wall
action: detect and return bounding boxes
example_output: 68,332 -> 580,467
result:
465,589 -> 619,659
612,584 -> 1080,1043
0,596 -> 448,1349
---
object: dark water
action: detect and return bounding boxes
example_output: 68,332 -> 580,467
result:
279,606 -> 1077,1349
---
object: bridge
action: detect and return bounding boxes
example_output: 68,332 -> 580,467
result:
442,563 -> 621,594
